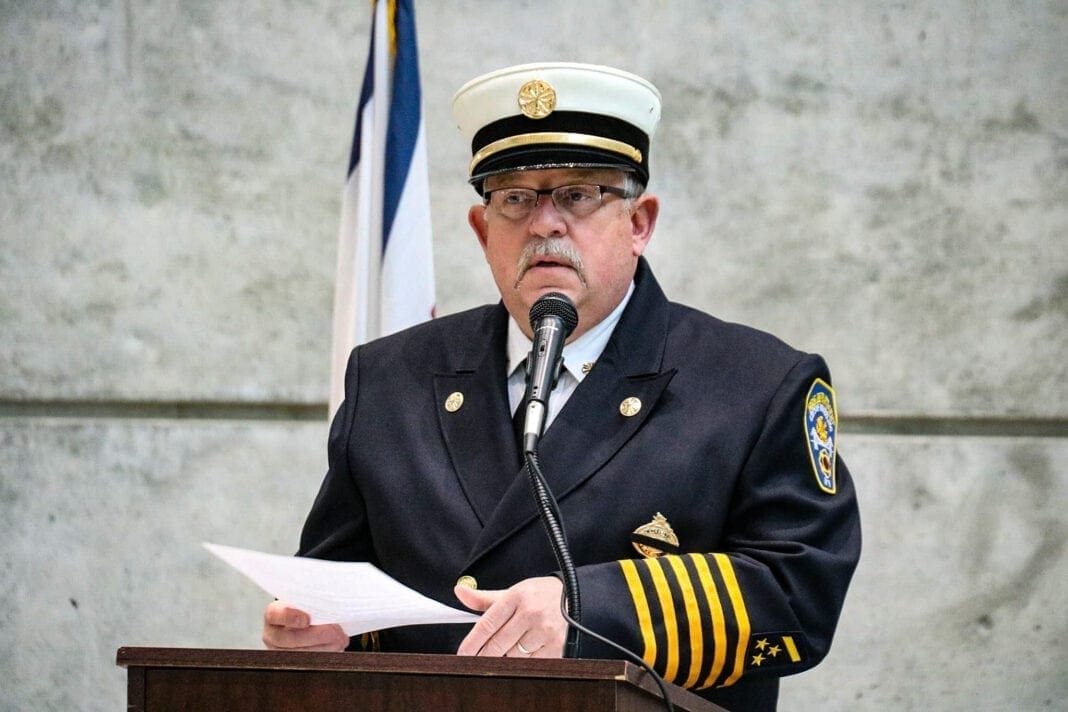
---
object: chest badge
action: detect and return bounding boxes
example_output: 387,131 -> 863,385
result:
631,512 -> 680,558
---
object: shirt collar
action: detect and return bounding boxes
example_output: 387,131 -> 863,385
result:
507,281 -> 635,382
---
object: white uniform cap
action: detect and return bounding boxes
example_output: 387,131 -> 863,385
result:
452,62 -> 661,191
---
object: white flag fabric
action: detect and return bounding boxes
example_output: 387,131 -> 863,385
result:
330,0 -> 435,416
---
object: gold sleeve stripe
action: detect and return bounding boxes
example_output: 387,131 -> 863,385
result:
619,559 -> 657,667
714,554 -> 751,687
666,555 -> 705,689
783,635 -> 801,662
645,557 -> 681,683
691,554 -> 728,690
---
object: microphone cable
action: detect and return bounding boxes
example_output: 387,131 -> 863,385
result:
523,449 -> 675,712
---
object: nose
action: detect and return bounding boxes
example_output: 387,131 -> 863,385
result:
527,193 -> 567,238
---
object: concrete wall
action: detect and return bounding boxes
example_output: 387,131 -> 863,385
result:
1,1 -> 1065,709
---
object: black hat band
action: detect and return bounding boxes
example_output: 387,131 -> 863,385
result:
470,132 -> 642,176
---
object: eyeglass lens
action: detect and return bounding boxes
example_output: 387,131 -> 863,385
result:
486,185 -> 621,220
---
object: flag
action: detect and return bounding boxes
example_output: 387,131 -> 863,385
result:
330,0 -> 435,416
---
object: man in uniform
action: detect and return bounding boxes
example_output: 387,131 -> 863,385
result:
263,62 -> 861,710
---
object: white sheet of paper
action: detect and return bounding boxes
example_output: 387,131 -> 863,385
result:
204,543 -> 480,636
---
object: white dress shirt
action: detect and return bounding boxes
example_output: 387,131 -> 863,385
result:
506,282 -> 635,430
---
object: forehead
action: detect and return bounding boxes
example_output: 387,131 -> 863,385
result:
484,167 -> 628,190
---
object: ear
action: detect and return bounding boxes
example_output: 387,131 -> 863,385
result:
629,193 -> 659,257
468,204 -> 490,251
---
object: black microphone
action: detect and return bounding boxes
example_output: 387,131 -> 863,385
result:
522,293 -> 579,453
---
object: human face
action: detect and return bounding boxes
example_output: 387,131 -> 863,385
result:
468,168 -> 659,341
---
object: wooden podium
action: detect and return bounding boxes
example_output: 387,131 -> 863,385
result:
117,647 -> 724,711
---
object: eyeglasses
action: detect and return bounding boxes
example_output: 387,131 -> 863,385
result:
482,184 -> 633,221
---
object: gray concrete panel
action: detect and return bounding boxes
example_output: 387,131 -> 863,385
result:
785,433 -> 1068,710
0,3 -> 362,402
0,418 -> 328,711
3,2 -> 1065,415
2,421 -> 1065,710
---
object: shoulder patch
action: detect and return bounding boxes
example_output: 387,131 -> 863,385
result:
804,378 -> 838,494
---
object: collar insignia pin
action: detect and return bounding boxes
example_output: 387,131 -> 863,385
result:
619,397 -> 642,417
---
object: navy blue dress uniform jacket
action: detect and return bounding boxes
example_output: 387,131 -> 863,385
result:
298,258 -> 861,711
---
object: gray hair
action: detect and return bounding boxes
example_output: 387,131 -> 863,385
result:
622,172 -> 646,203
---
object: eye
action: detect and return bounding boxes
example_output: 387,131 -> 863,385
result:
558,185 -> 598,205
499,189 -> 534,207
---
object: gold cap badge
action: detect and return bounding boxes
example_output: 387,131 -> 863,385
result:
444,392 -> 464,412
518,79 -> 557,119
631,512 -> 680,558
619,397 -> 642,417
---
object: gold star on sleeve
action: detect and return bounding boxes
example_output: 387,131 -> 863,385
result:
747,633 -> 805,672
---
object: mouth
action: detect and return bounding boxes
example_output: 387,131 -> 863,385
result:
517,258 -> 575,287
528,257 -> 574,270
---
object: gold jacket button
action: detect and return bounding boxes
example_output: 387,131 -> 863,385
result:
456,575 -> 478,590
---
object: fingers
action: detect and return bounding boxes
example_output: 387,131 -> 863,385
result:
487,602 -> 553,658
455,576 -> 565,658
264,600 -> 309,628
262,601 -> 349,652
513,639 -> 546,657
455,587 -> 513,656
264,630 -> 349,652
453,584 -> 500,613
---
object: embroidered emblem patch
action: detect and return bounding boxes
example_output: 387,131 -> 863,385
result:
804,379 -> 838,494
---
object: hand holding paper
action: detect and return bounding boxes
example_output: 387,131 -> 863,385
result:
205,543 -> 479,637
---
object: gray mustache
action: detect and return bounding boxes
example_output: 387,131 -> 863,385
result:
515,240 -> 588,287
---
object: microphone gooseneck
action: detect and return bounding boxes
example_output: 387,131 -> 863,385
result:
520,293 -> 581,658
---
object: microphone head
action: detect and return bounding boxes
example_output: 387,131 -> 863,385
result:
528,292 -> 579,338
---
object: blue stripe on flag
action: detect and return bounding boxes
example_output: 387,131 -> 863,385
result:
382,0 -> 422,249
347,26 -> 375,177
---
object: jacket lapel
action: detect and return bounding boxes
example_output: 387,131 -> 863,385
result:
464,259 -> 677,568
433,305 -> 520,525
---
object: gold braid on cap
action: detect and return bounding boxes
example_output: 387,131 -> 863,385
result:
469,132 -> 643,175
